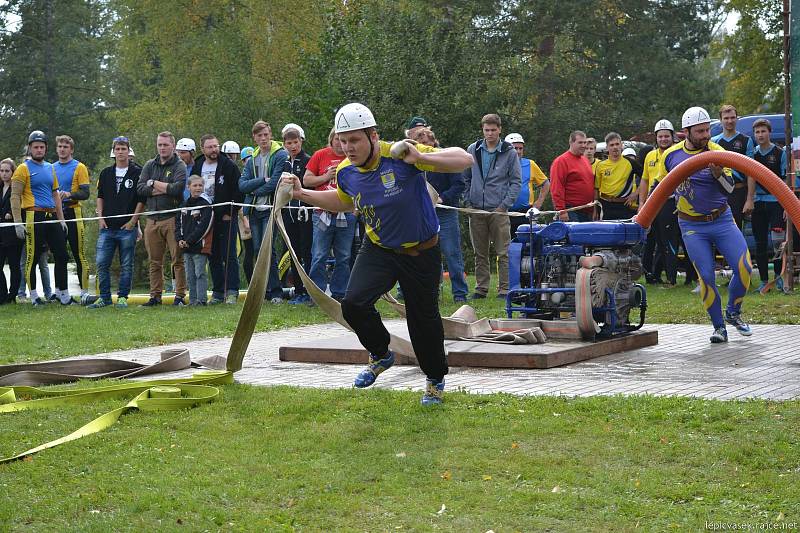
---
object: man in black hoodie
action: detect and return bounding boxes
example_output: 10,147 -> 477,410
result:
194,134 -> 243,304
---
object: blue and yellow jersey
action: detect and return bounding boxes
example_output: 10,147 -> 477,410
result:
511,158 -> 549,212
594,157 -> 637,198
659,140 -> 731,216
336,141 -> 440,249
642,148 -> 665,192
12,160 -> 59,209
54,159 -> 90,206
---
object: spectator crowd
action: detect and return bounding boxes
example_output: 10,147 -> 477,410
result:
1,104 -> 797,313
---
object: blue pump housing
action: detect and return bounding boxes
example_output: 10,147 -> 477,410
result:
515,221 -> 645,248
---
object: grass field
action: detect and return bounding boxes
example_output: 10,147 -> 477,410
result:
2,274 -> 798,531
2,388 -> 798,531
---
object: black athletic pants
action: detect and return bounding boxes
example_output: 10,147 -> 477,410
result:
63,206 -> 88,290
751,201 -> 783,282
0,242 -> 23,302
652,198 -> 680,284
24,210 -> 68,292
281,210 -> 313,296
341,238 -> 448,381
728,185 -> 748,230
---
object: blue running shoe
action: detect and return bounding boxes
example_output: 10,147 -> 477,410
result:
755,281 -> 767,293
725,312 -> 752,336
421,378 -> 445,405
710,327 -> 728,343
354,351 -> 395,388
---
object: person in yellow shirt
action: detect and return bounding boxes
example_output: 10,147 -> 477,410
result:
593,132 -> 639,220
54,135 -> 91,298
10,131 -> 71,306
639,120 -> 682,286
506,133 -> 550,235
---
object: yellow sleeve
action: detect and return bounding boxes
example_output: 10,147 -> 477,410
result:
73,162 -> 90,192
642,150 -> 657,184
51,166 -> 59,190
594,162 -> 601,189
380,141 -> 438,171
336,185 -> 354,207
529,159 -> 548,186
334,165 -> 355,207
11,163 -> 30,186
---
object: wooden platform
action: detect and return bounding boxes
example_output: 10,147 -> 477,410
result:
279,324 -> 659,369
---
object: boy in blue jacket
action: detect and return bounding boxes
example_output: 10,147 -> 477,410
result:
177,175 -> 214,305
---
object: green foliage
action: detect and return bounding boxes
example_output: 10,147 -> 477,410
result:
0,0 -> 116,163
714,0 -> 784,114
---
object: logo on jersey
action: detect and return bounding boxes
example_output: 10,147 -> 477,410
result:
380,170 -> 396,190
124,179 -> 133,189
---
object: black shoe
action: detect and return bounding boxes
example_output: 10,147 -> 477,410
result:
173,296 -> 186,307
141,297 -> 161,307
47,294 -> 59,303
60,296 -> 79,306
472,292 -> 487,299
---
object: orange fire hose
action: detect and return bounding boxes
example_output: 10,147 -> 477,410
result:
634,151 -> 800,236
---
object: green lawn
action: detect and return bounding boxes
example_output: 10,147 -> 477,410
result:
2,274 -> 798,531
1,388 -> 798,531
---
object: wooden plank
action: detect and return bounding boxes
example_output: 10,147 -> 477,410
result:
278,329 -> 658,369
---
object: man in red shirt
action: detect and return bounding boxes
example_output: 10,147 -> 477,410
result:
550,130 -> 595,222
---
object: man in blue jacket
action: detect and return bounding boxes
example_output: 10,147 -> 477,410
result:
464,114 -> 521,299
409,126 -> 468,302
239,120 -> 288,303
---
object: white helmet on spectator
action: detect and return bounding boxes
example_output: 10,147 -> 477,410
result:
335,103 -> 377,133
653,119 -> 674,133
176,138 -> 196,152
622,147 -> 637,157
221,141 -> 240,154
281,123 -> 306,140
505,133 -> 525,144
681,107 -> 711,129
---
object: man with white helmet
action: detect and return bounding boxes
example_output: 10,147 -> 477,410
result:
176,137 -> 196,202
282,103 -> 473,405
221,141 -> 240,163
659,106 -> 753,343
506,132 -> 550,236
639,119 -> 681,286
280,123 -> 314,305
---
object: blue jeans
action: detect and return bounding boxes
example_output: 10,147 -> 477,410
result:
210,217 -> 240,299
184,252 -> 209,304
249,211 -> 283,299
95,228 -> 137,301
436,207 -> 468,299
310,211 -> 355,299
568,209 -> 592,222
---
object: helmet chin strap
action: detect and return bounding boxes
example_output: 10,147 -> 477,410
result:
355,129 -> 376,167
